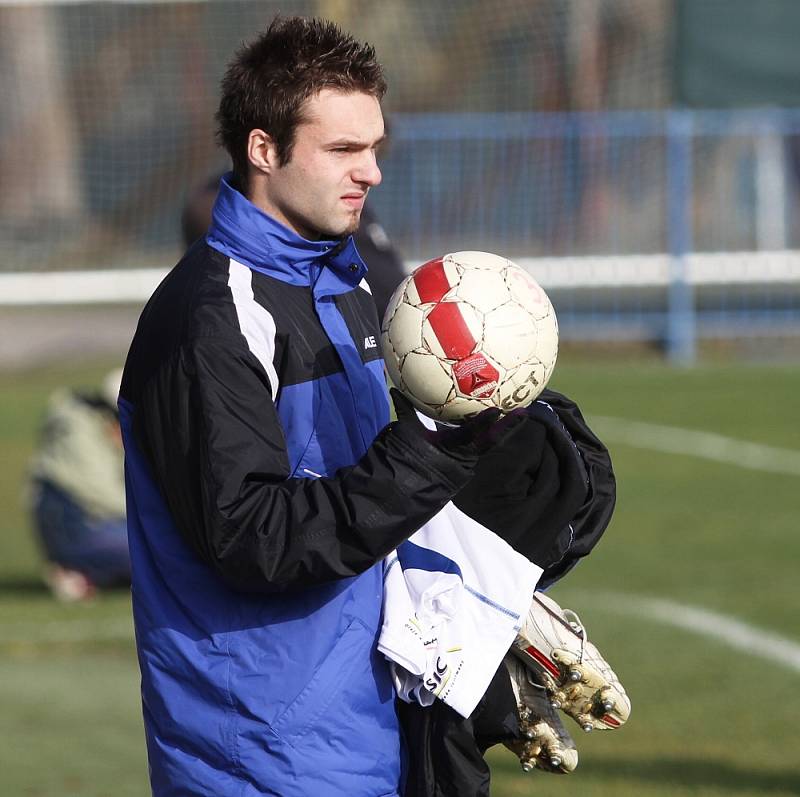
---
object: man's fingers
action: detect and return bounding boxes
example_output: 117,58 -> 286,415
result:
466,406 -> 501,433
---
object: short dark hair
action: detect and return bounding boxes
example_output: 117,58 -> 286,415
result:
216,16 -> 387,183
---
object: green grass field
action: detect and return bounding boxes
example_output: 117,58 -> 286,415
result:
1,357 -> 799,796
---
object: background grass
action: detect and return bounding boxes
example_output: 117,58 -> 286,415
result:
1,356 -> 799,795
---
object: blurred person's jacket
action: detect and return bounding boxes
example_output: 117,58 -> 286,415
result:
30,387 -> 125,521
28,371 -> 130,599
354,203 -> 408,321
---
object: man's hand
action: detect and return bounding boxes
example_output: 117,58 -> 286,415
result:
390,388 -> 525,458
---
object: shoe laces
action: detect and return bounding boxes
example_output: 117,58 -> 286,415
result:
563,608 -> 587,664
524,669 -> 548,692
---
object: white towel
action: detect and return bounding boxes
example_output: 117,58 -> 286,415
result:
379,501 -> 542,718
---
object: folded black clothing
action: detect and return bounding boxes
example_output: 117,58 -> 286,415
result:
534,388 -> 616,588
452,388 -> 614,587
398,662 -> 518,797
400,390 -> 617,797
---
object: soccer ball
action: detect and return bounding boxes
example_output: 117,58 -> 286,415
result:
381,251 -> 558,422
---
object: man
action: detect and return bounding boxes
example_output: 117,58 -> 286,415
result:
173,152 -> 628,796
120,17 -> 523,797
29,368 -> 129,601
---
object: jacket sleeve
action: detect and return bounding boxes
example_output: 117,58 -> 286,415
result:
133,335 -> 478,593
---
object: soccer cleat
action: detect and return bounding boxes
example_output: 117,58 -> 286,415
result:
510,592 -> 631,733
503,653 -> 578,774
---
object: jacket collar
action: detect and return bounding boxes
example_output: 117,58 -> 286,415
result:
206,172 -> 367,291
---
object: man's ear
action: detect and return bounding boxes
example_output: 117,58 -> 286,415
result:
247,129 -> 279,176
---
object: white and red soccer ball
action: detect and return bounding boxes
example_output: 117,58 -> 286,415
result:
381,251 -> 559,422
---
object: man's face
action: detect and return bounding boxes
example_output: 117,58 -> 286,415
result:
257,89 -> 384,240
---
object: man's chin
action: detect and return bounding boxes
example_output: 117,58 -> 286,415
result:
342,219 -> 361,237
320,215 -> 361,240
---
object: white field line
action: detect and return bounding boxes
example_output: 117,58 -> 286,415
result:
5,594 -> 800,679
0,617 -> 133,645
570,590 -> 800,674
590,416 -> 800,477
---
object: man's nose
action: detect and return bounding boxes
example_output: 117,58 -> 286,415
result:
354,151 -> 382,187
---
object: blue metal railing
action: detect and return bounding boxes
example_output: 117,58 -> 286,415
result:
375,109 -> 800,360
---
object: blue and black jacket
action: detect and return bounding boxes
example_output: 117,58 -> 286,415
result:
118,175 -> 480,797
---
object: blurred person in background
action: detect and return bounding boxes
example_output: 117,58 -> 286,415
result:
28,368 -> 129,601
179,173 -> 220,250
351,196 -> 408,320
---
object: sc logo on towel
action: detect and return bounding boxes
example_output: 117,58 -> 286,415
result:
424,657 -> 449,694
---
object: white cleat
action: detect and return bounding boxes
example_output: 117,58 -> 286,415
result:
503,654 -> 579,774
510,591 -> 631,733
